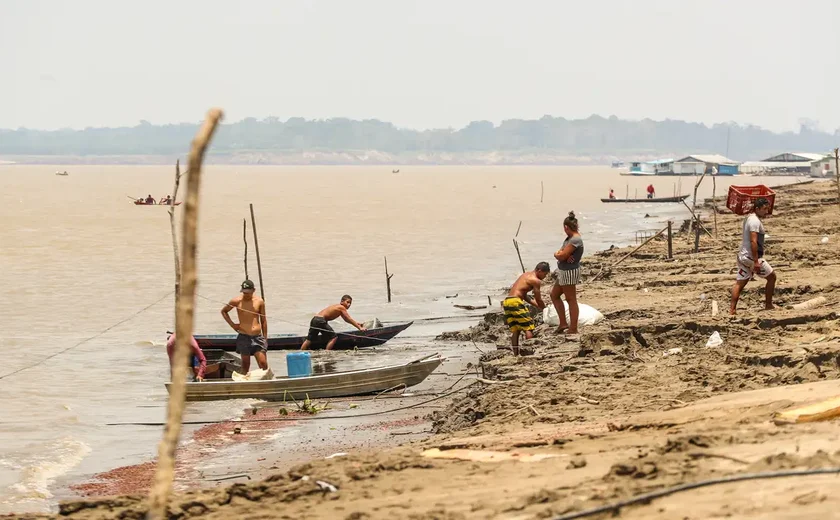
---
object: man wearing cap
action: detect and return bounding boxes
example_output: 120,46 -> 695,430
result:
731,198 -> 776,315
221,280 -> 269,373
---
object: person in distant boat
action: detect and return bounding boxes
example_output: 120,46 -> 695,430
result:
502,262 -> 549,355
608,189 -> 616,199
145,194 -> 156,204
646,184 -> 655,199
300,295 -> 366,351
221,280 -> 269,373
159,195 -> 172,205
730,198 -> 776,315
166,333 -> 207,382
551,212 -> 584,337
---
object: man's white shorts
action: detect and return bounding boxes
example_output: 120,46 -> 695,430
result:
736,255 -> 773,282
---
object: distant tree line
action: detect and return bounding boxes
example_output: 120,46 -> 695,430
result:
1,115 -> 837,160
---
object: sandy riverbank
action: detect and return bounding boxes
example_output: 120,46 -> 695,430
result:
15,180 -> 840,519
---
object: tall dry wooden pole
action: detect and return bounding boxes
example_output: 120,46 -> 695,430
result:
168,160 -> 185,308
147,108 -> 223,520
242,219 -> 249,281
249,204 -> 265,301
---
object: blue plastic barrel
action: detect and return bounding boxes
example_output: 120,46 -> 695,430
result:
286,351 -> 312,378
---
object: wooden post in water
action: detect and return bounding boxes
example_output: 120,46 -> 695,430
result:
625,184 -> 629,203
384,256 -> 394,303
148,108 -> 223,520
242,219 -> 249,280
540,181 -> 544,203
249,204 -> 265,301
513,239 -> 525,273
667,220 -> 673,259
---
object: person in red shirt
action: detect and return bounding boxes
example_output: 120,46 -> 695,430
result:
646,184 -> 655,199
166,333 -> 207,382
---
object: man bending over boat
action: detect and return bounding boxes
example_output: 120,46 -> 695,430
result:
300,295 -> 366,351
166,333 -> 206,382
221,280 -> 269,373
502,262 -> 549,355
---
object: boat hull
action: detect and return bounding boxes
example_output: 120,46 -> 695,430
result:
191,321 -> 413,351
601,195 -> 690,203
165,355 -> 442,401
134,201 -> 182,206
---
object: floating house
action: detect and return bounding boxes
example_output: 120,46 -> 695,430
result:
672,154 -> 740,175
810,154 -> 838,178
626,158 -> 674,175
741,152 -> 825,175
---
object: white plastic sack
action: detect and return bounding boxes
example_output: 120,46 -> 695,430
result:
542,303 -> 605,327
232,368 -> 275,382
705,331 -> 723,348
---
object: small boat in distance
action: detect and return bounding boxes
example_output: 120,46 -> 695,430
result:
166,353 -> 443,401
134,200 -> 182,206
601,194 -> 690,204
55,171 -> 69,176
187,321 -> 414,351
392,169 -> 400,173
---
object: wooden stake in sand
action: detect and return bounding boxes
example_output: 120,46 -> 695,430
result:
249,204 -> 265,300
384,256 -> 394,303
690,172 -> 707,236
591,225 -> 668,282
712,175 -> 718,237
168,160 -> 185,308
242,219 -> 249,280
834,148 -> 840,212
667,221 -> 673,259
147,108 -> 223,520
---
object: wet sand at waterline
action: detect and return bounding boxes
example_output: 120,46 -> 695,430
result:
0,165 -> 805,513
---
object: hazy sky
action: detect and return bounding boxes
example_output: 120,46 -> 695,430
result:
1,0 -> 838,132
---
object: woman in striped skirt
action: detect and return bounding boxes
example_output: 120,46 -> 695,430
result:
551,211 -> 584,336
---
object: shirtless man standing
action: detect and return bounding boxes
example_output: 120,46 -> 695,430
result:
300,295 -> 366,351
221,280 -> 269,373
502,262 -> 549,355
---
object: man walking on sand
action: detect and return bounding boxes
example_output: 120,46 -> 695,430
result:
731,198 -> 776,315
502,262 -> 550,355
300,295 -> 366,351
221,280 -> 269,373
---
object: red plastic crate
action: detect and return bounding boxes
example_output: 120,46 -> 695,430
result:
726,185 -> 776,216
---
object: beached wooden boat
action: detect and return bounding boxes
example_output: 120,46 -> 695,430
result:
165,353 -> 443,401
601,194 -> 689,203
134,200 -> 182,206
190,321 -> 413,351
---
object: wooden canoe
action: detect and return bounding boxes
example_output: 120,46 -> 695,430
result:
601,194 -> 689,203
134,201 -> 182,206
190,321 -> 413,351
165,353 -> 443,401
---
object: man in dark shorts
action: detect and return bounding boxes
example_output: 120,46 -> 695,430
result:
221,280 -> 269,373
300,295 -> 366,351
